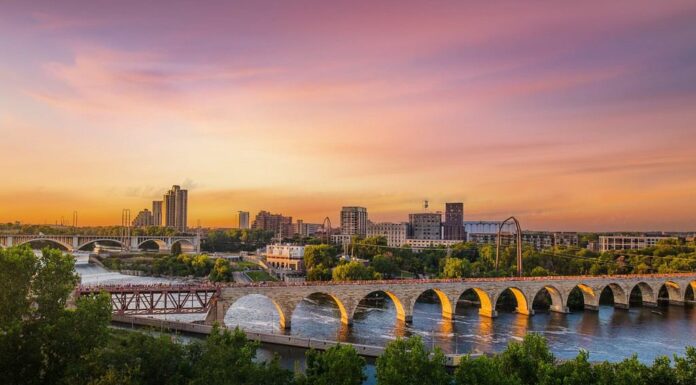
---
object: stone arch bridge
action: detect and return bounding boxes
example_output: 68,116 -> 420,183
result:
79,274 -> 696,330
132,273 -> 695,330
0,234 -> 200,253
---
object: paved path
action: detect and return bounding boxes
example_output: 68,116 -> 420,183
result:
232,271 -> 252,283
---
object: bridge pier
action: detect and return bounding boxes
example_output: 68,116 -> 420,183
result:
204,300 -> 231,326
614,303 -> 630,310
584,304 -> 599,311
667,299 -> 685,307
643,301 -> 658,308
478,308 -> 498,318
549,305 -> 570,314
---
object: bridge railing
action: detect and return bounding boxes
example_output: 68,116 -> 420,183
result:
78,272 -> 696,292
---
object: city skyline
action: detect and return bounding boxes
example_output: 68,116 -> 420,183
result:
2,1 -> 696,231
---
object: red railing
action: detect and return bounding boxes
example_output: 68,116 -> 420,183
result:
78,272 -> 696,293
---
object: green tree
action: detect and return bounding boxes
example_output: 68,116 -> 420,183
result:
297,344 -> 366,385
376,336 -> 450,385
371,254 -> 400,278
332,261 -> 379,281
455,354 -> 521,385
304,244 -> 338,270
442,257 -> 471,278
498,333 -> 555,385
0,246 -> 112,385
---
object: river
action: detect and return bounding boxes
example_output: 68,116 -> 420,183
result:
76,259 -> 696,383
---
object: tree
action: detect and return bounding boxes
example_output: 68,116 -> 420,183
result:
530,266 -> 550,277
371,254 -> 400,278
0,246 -> 112,385
297,344 -> 366,385
455,354 -> 521,385
332,261 -> 379,281
304,245 -> 338,270
498,333 -> 555,385
189,326 -> 293,385
442,257 -> 471,278
376,336 -> 450,385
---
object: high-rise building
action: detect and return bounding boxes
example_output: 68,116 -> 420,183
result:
152,201 -> 163,226
409,212 -> 442,240
132,209 -> 154,227
443,202 -> 465,240
340,206 -> 368,236
238,211 -> 250,229
163,185 -> 188,232
251,210 -> 293,237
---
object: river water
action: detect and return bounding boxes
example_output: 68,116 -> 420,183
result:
75,258 -> 696,382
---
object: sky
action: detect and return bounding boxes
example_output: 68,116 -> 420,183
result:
1,1 -> 696,231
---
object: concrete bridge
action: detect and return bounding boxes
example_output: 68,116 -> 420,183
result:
202,273 -> 696,330
0,234 -> 201,253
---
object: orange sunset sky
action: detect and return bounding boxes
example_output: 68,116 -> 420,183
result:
1,1 -> 696,231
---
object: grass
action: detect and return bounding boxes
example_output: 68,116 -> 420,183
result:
245,270 -> 277,282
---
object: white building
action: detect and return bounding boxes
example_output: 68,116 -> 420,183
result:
405,239 -> 460,251
367,222 -> 408,247
264,244 -> 305,271
599,235 -> 676,252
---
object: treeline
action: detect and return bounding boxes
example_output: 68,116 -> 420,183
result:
343,236 -> 696,280
101,253 -> 234,282
2,245 -> 696,385
202,229 -> 276,252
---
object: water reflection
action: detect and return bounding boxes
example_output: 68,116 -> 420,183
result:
225,293 -> 696,362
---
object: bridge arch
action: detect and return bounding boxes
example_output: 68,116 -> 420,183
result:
295,292 -> 351,326
658,281 -> 682,305
225,294 -> 288,330
172,239 -> 195,253
457,288 -> 496,318
138,239 -> 167,251
354,290 -> 407,323
629,282 -> 656,306
495,287 -> 532,315
17,238 -> 72,251
77,239 -> 125,251
532,285 -> 566,313
599,283 -> 629,309
411,288 -> 455,322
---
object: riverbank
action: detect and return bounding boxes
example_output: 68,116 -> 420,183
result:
112,314 -> 469,367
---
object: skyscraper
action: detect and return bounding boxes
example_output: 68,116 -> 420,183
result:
340,206 -> 368,236
443,202 -> 465,240
163,185 -> 188,232
152,200 -> 163,226
132,209 -> 154,227
238,211 -> 250,229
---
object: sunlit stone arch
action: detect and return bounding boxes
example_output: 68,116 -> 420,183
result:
352,290 -> 408,323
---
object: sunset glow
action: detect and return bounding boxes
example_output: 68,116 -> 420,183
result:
2,1 -> 696,230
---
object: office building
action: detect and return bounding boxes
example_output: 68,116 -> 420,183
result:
252,210 -> 293,238
163,185 -> 188,232
152,201 -> 163,226
367,222 -> 408,247
238,211 -> 250,229
599,235 -> 677,252
340,206 -> 368,236
443,202 -> 465,240
132,209 -> 153,227
409,212 -> 442,240
294,220 -> 322,237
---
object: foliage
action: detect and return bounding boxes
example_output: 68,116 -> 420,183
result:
0,246 -> 112,385
441,257 -> 472,278
304,244 -> 338,270
332,261 -> 380,281
376,336 -> 450,385
296,344 -> 366,385
202,229 -> 275,252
